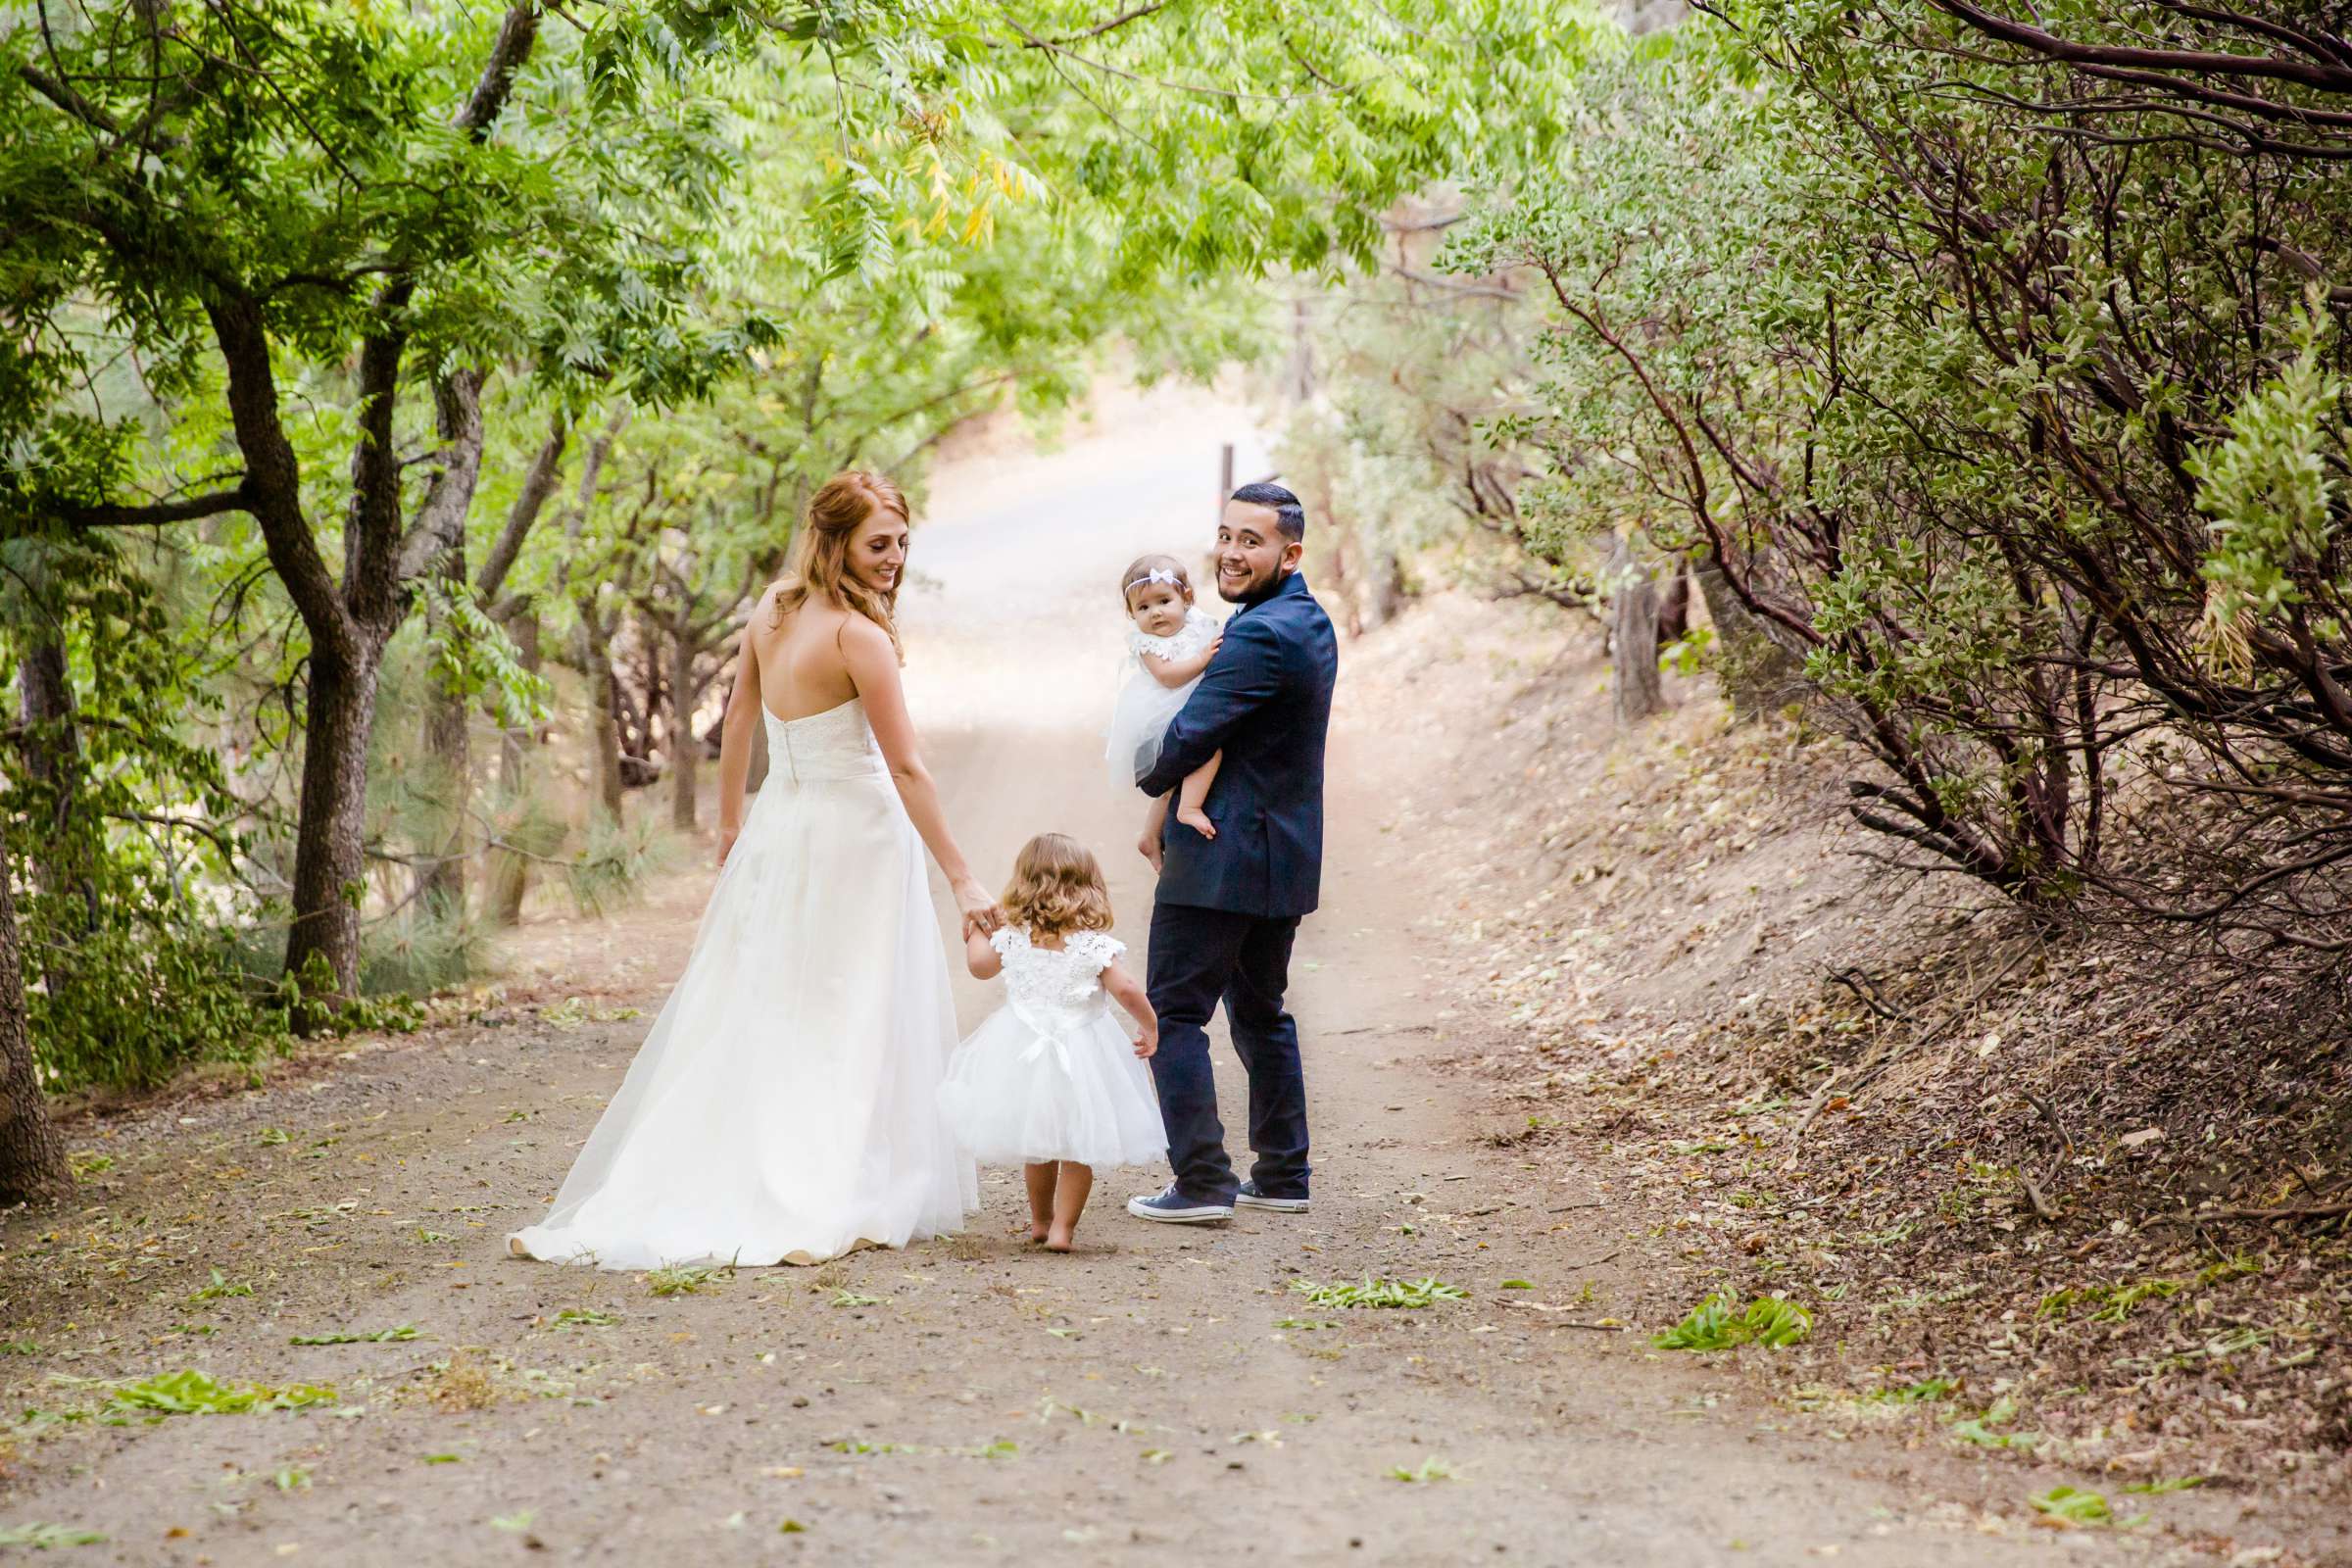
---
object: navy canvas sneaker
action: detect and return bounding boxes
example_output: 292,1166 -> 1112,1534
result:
1125,1184 -> 1234,1224
1234,1181 -> 1309,1213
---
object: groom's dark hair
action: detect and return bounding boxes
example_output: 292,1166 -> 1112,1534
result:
1230,480 -> 1306,542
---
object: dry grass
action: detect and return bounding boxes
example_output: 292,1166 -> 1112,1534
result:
424,1350 -> 501,1412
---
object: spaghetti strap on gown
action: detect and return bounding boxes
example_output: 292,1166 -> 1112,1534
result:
510,698 -> 978,1269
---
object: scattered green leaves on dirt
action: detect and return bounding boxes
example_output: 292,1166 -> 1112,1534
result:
183,1269 -> 252,1304
778,1520 -> 808,1535
1653,1294 -> 1812,1350
490,1511 -> 535,1532
828,1291 -> 887,1308
1291,1277 -> 1466,1309
0,1523 -> 107,1547
1390,1459 -> 1458,1483
107,1371 -> 334,1418
271,1468 -> 310,1492
550,1308 -> 617,1328
422,1454 -> 462,1465
1867,1376 -> 1958,1404
1274,1317 -> 1340,1331
1499,1279 -> 1536,1290
2122,1476 -> 2205,1494
1948,1396 -> 2041,1450
290,1325 -> 418,1346
2030,1487 -> 2127,1527
2037,1255 -> 2262,1324
648,1263 -> 733,1298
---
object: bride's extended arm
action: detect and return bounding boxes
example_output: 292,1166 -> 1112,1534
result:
715,617 -> 763,868
841,617 -> 1002,935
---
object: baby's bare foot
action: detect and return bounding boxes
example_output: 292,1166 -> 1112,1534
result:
1045,1222 -> 1076,1252
1175,805 -> 1217,840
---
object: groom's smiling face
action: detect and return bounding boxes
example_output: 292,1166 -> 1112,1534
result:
1214,500 -> 1302,605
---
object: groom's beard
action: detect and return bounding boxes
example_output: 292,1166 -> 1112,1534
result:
1221,564 -> 1289,606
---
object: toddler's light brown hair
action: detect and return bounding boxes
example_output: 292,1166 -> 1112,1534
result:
1002,833 -> 1115,940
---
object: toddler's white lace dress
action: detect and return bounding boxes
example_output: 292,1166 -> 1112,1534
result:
1103,606 -> 1220,792
937,927 -> 1167,1169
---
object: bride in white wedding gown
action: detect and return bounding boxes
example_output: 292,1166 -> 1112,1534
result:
510,471 -> 993,1270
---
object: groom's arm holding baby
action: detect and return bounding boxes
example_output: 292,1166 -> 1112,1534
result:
1137,617 -> 1282,796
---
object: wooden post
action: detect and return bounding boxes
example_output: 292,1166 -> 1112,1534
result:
1219,443 -> 1235,515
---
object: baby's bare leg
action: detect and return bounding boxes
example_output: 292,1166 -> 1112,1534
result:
1174,750 -> 1223,840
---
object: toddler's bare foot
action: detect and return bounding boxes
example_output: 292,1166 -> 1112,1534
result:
1045,1223 -> 1076,1252
1175,804 -> 1216,840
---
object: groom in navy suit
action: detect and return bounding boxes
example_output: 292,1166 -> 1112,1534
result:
1127,482 -> 1338,1223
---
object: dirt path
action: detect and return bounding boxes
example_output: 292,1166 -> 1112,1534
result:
0,388 -> 2146,1565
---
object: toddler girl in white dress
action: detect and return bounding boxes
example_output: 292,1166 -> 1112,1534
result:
1103,554 -> 1223,843
937,834 -> 1165,1251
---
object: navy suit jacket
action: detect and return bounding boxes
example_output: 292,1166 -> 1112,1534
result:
1138,570 -> 1338,918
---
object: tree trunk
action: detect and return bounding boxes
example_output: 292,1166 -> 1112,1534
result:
419,542 -> 469,919
1695,563 -> 1806,720
483,613 -> 542,930
284,642 -> 381,1015
0,833 -> 68,1204
1657,559 -> 1691,648
15,624 -> 98,959
1609,535 -> 1664,726
590,654 -> 626,823
669,630 -> 699,831
500,611 -> 541,793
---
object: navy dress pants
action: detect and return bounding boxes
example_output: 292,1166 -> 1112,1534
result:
1144,901 -> 1309,1203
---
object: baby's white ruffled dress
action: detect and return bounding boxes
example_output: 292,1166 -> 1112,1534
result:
1103,606 -> 1221,792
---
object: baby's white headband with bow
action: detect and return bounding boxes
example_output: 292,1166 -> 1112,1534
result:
1124,567 -> 1183,592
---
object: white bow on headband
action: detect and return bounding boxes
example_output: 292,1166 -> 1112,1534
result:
1125,567 -> 1181,591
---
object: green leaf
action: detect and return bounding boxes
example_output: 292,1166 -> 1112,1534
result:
0,1523 -> 107,1547
289,1324 -> 418,1346
106,1370 -> 334,1417
1290,1277 -> 1466,1309
2030,1487 -> 2113,1527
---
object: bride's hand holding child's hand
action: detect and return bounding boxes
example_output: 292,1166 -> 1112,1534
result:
1132,1022 -> 1157,1060
954,877 -> 1003,938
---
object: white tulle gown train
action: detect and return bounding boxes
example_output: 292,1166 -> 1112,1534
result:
510,699 -> 977,1270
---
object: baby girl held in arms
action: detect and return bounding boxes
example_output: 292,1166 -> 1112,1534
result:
936,834 -> 1166,1251
1104,554 -> 1223,845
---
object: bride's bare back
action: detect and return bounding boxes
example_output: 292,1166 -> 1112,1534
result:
748,588 -> 859,723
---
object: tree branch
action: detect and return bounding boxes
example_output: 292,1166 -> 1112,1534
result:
60,487 -> 253,529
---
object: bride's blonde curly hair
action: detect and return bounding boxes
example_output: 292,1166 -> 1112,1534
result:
1002,833 -> 1115,940
771,470 -> 907,657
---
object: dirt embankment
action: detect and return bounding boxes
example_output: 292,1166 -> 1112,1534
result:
1365,591 -> 2352,1559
